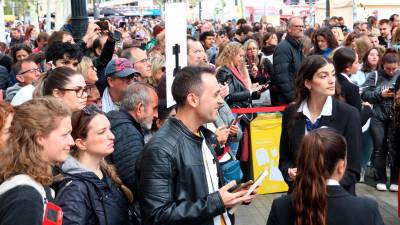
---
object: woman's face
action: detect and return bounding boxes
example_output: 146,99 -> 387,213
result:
383,62 -> 399,76
367,49 -> 379,68
348,54 -> 359,75
246,42 -> 258,58
16,49 -> 29,61
38,116 -> 74,165
81,114 -> 115,158
55,74 -> 88,112
0,114 -> 13,148
233,49 -> 245,67
86,64 -> 98,84
86,87 -> 102,109
316,35 -> 328,50
266,34 -> 278,46
305,63 -> 336,97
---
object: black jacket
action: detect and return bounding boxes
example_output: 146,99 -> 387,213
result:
136,117 -> 227,225
336,73 -> 373,125
216,65 -> 259,108
54,157 -> 132,225
94,37 -> 116,95
279,98 -> 361,195
272,35 -> 304,103
266,185 -> 384,225
361,69 -> 400,122
106,110 -> 144,192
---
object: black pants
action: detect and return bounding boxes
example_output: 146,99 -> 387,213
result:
370,118 -> 398,184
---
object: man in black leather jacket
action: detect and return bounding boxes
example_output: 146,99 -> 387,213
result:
136,66 -> 254,225
272,16 -> 304,104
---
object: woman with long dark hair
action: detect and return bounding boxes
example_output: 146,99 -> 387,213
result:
352,47 -> 384,86
361,49 -> 400,191
312,28 -> 339,57
279,55 -> 361,195
268,129 -> 384,225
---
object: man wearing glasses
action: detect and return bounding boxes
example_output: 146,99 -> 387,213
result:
5,59 -> 40,102
272,16 -> 305,104
102,58 -> 138,113
121,47 -> 152,82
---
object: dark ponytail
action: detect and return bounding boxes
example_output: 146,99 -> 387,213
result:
293,128 -> 347,225
34,67 -> 78,97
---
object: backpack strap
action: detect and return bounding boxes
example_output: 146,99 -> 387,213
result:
0,174 -> 48,221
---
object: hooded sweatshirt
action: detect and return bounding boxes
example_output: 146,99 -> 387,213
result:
5,83 -> 22,102
54,156 -> 131,225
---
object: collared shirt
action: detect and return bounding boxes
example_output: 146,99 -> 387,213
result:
326,179 -> 340,186
340,72 -> 353,83
297,96 -> 333,134
101,87 -> 120,113
201,138 -> 231,225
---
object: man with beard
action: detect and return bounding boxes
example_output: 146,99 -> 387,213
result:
106,82 -> 158,192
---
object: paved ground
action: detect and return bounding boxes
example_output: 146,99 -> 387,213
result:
235,182 -> 399,225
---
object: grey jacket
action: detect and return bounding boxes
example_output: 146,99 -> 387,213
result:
361,69 -> 400,121
214,101 -> 243,143
5,83 -> 22,102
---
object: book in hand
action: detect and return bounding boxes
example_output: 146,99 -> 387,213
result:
229,167 -> 269,214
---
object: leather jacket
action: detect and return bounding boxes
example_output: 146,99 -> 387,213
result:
216,65 -> 259,108
136,117 -> 228,225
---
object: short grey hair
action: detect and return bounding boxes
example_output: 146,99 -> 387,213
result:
287,16 -> 303,29
120,47 -> 140,64
120,82 -> 155,111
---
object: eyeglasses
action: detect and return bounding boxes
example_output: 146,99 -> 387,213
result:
247,47 -> 257,51
58,85 -> 91,98
18,68 -> 40,75
134,58 -> 150,65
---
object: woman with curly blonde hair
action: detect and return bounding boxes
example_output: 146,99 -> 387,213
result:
216,42 -> 265,108
0,97 -> 74,225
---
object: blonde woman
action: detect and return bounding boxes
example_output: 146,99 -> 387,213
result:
331,27 -> 345,44
148,56 -> 165,87
216,42 -> 266,108
77,56 -> 102,108
0,97 -> 73,225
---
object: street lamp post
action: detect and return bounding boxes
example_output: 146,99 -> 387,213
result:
326,0 -> 330,18
70,0 -> 88,42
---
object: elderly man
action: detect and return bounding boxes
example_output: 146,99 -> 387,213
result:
102,58 -> 137,113
107,82 -> 158,192
121,47 -> 152,82
272,16 -> 305,104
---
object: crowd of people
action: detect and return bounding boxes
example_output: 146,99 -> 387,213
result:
0,12 -> 399,225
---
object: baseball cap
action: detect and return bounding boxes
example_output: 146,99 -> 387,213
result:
105,58 -> 138,77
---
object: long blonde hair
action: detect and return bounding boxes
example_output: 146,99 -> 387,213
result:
0,97 -> 71,186
216,42 -> 252,90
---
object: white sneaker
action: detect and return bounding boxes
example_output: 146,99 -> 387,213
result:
389,184 -> 398,192
376,183 -> 387,191
359,168 -> 365,183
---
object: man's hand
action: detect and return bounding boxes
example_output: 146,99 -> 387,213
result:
220,83 -> 229,98
218,181 -> 254,208
215,126 -> 230,146
381,88 -> 395,98
229,124 -> 239,136
83,22 -> 101,48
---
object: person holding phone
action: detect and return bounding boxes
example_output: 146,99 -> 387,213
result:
361,49 -> 400,191
216,42 -> 267,109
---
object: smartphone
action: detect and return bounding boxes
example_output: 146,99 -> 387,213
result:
113,31 -> 121,41
119,21 -> 126,29
95,21 -> 109,31
232,180 -> 254,193
231,114 -> 244,126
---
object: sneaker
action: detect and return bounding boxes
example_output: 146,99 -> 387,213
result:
376,183 -> 387,191
389,184 -> 398,192
359,168 -> 365,183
